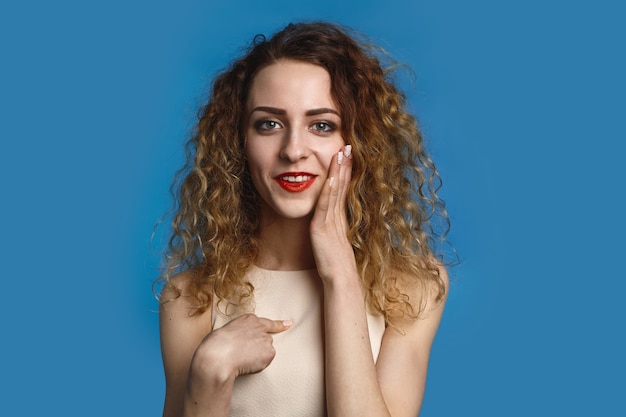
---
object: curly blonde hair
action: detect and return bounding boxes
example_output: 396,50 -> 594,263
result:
158,22 -> 450,323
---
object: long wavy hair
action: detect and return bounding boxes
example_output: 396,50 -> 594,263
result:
158,22 -> 451,323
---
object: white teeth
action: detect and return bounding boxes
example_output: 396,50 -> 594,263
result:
280,175 -> 311,183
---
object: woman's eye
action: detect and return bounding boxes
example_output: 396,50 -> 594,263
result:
311,122 -> 335,133
255,120 -> 281,131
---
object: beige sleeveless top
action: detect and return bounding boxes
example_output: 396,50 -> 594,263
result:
212,266 -> 386,417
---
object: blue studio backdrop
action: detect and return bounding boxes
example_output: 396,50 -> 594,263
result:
1,0 -> 624,415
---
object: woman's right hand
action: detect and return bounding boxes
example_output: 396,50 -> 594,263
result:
189,313 -> 292,383
180,314 -> 290,416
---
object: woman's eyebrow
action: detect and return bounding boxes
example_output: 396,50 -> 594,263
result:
249,106 -> 340,117
250,106 -> 286,115
305,108 -> 340,116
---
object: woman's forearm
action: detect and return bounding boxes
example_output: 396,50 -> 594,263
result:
182,362 -> 235,417
323,274 -> 391,417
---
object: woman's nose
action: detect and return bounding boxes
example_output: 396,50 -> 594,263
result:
279,128 -> 310,162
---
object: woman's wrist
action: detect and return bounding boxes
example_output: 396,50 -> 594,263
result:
317,258 -> 360,286
184,350 -> 236,417
320,270 -> 363,297
189,339 -> 237,386
185,367 -> 235,415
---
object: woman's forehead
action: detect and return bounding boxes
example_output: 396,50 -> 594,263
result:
246,60 -> 338,114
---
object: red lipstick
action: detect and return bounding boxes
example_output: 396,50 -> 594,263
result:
274,172 -> 317,192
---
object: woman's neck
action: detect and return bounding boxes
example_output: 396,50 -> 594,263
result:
255,214 -> 316,271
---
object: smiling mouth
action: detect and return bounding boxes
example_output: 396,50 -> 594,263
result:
274,173 -> 317,192
278,174 -> 314,182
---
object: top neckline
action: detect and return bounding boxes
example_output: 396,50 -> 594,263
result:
251,264 -> 318,273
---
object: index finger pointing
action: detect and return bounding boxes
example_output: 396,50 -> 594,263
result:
259,318 -> 293,333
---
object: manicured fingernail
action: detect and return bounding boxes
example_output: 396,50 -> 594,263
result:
329,177 -> 335,187
343,145 -> 352,158
283,320 -> 293,327
337,151 -> 344,165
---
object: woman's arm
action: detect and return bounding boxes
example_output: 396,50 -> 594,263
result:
311,147 -> 448,416
311,147 -> 389,416
322,272 -> 390,416
159,273 -> 216,417
323,268 -> 448,417
159,274 -> 291,417
376,277 -> 448,416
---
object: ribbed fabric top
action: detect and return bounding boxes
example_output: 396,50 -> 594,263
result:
212,266 -> 386,417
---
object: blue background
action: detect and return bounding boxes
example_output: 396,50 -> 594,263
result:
1,0 -> 624,415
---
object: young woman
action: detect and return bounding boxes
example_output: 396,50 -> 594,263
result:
158,22 -> 450,417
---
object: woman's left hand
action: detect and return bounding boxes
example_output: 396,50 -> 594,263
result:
310,145 -> 358,283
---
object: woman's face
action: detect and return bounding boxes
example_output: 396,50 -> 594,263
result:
245,59 -> 345,222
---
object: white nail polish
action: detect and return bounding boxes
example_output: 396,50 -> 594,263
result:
337,151 -> 344,165
344,145 -> 352,158
329,177 -> 335,187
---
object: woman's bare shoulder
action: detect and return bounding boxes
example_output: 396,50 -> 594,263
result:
395,261 -> 449,315
379,261 -> 449,358
379,262 -> 449,340
160,269 -> 202,305
159,269 -> 213,340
